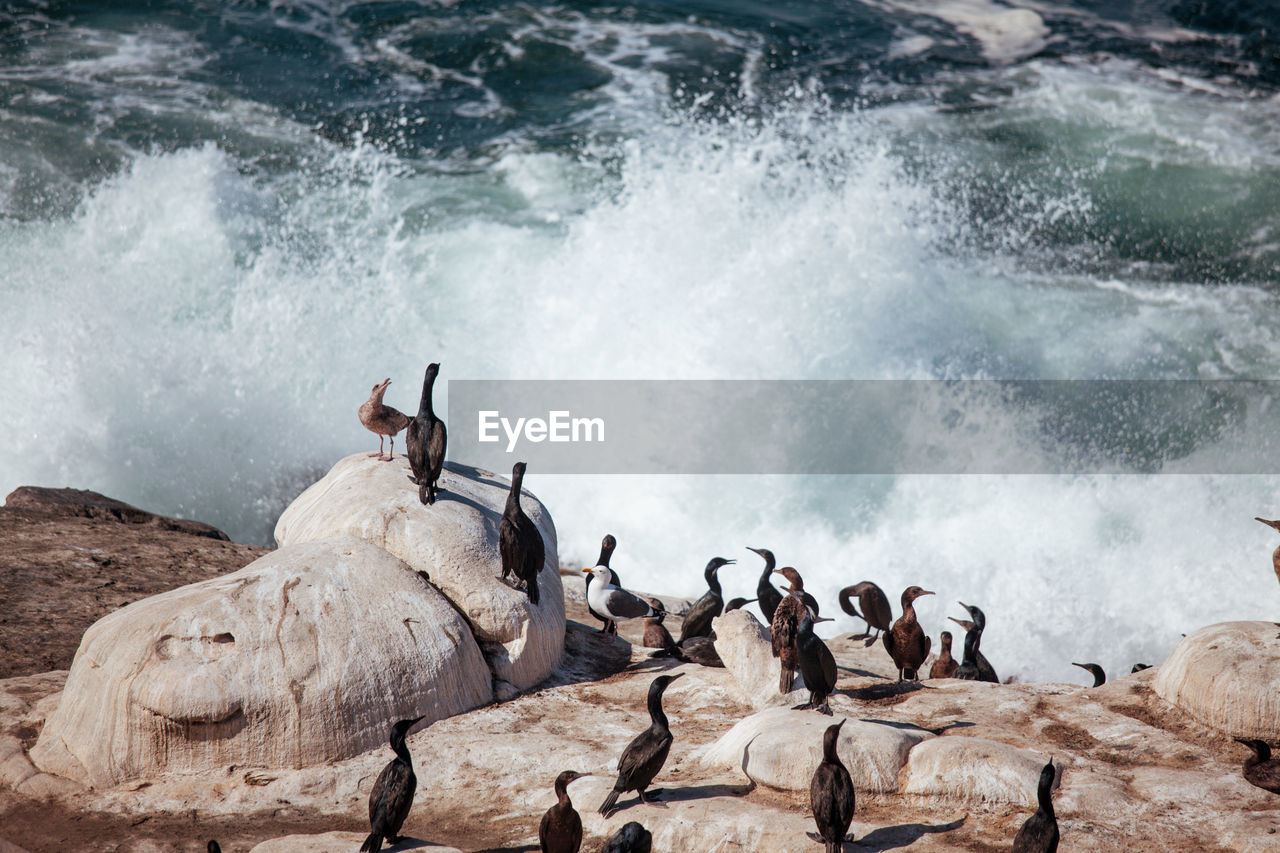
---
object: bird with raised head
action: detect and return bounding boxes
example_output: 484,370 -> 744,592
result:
883,586 -> 933,681
360,716 -> 425,852
358,378 -> 411,461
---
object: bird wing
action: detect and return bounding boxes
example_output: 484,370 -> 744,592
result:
820,642 -> 837,692
882,624 -> 897,659
678,593 -> 717,643
405,419 -> 426,478
498,516 -> 519,578
602,587 -> 654,620
427,421 -> 447,479
771,597 -> 802,658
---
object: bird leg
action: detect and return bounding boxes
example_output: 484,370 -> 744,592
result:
369,435 -> 385,457
382,435 -> 395,461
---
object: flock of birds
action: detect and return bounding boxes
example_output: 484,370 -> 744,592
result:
336,366 -> 1280,852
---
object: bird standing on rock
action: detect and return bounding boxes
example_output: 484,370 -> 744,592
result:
883,586 -> 933,681
930,630 -> 958,679
796,610 -> 838,713
839,581 -> 892,647
584,566 -> 662,627
539,770 -> 585,853
359,378 -> 411,461
771,566 -> 816,694
810,719 -> 855,853
585,534 -> 621,634
1012,758 -> 1059,852
599,674 -> 682,816
1235,738 -> 1280,794
500,462 -> 545,605
950,602 -> 999,683
405,363 -> 447,505
642,599 -> 675,650
360,716 -> 424,852
678,557 -> 735,643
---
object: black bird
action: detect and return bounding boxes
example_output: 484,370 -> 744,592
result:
585,534 -> 620,634
1131,663 -> 1151,673
678,557 -> 735,643
1234,739 -> 1280,794
602,821 -> 653,853
500,462 -> 545,605
772,567 -> 813,694
749,547 -> 784,623
930,631 -> 958,679
653,635 -> 725,668
810,719 -> 855,853
599,674 -> 683,816
949,602 -> 999,683
539,769 -> 585,853
838,581 -> 892,647
796,610 -> 838,714
883,586 -> 933,681
405,363 -> 447,505
1012,758 -> 1059,853
725,596 -> 757,612
360,716 -> 425,852
1072,662 -> 1105,687
208,843 -> 222,853
642,600 -> 676,650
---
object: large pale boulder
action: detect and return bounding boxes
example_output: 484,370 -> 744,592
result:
275,455 -> 563,690
29,537 -> 492,787
1152,621 -> 1280,740
899,736 -> 1054,805
697,706 -> 932,792
711,610 -> 799,709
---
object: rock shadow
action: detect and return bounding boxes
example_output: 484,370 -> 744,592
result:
542,621 -> 632,687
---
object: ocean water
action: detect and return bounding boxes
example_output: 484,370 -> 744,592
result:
2,0 -> 1280,683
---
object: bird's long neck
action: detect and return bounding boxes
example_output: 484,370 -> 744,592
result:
939,636 -> 953,661
962,626 -> 980,664
554,777 -> 571,806
506,471 -> 524,512
647,687 -> 670,731
418,371 -> 436,420
391,733 -> 413,767
597,541 -> 614,567
822,728 -> 844,767
900,600 -> 919,625
705,567 -> 722,597
1037,771 -> 1055,818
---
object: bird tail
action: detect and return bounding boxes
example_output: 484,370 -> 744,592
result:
526,575 -> 540,605
418,481 -> 429,506
599,787 -> 621,816
779,665 -> 794,694
359,832 -> 383,852
827,840 -> 840,853
902,667 -> 917,680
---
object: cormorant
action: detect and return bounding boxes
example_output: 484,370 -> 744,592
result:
583,566 -> 662,626
771,567 -> 814,694
208,843 -> 222,853
810,718 -> 855,853
949,602 -> 999,683
1234,739 -> 1280,794
678,557 -> 735,643
500,462 -> 545,605
1130,663 -> 1151,673
1012,758 -> 1059,853
883,586 -> 933,681
1072,662 -> 1105,687
838,581 -> 892,647
405,363 -> 447,505
929,630 -> 958,679
642,600 -> 675,650
599,674 -> 682,816
748,547 -> 784,623
1254,517 -> 1280,587
602,821 -> 653,853
725,597 -> 757,612
539,769 -> 585,853
359,378 -> 410,461
796,610 -> 838,713
585,534 -> 620,634
360,715 -> 425,852
653,635 -> 725,668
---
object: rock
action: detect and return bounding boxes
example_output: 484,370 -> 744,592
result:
275,456 -> 563,690
0,490 -> 267,679
710,610 -> 799,709
29,537 -> 492,787
697,706 -> 932,792
1152,621 -> 1280,740
250,832 -> 462,852
0,838 -> 32,853
899,736 -> 1054,805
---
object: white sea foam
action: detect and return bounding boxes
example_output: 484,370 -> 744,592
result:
2,60 -> 1280,682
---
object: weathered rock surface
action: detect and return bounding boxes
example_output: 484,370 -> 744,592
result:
0,487 -> 268,678
29,537 -> 492,787
698,706 -> 932,792
1152,620 -> 1280,740
711,609 -> 803,709
899,735 -> 1052,805
250,832 -> 462,852
275,455 -> 563,690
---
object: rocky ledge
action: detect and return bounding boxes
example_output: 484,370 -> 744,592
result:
1,460 -> 1278,851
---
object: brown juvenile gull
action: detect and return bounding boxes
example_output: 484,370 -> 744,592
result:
359,377 -> 411,461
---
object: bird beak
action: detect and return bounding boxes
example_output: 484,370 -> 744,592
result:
1256,517 -> 1280,531
581,567 -> 593,574
920,590 -> 935,597
747,547 -> 765,556
815,616 -> 835,624
725,559 -> 737,565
